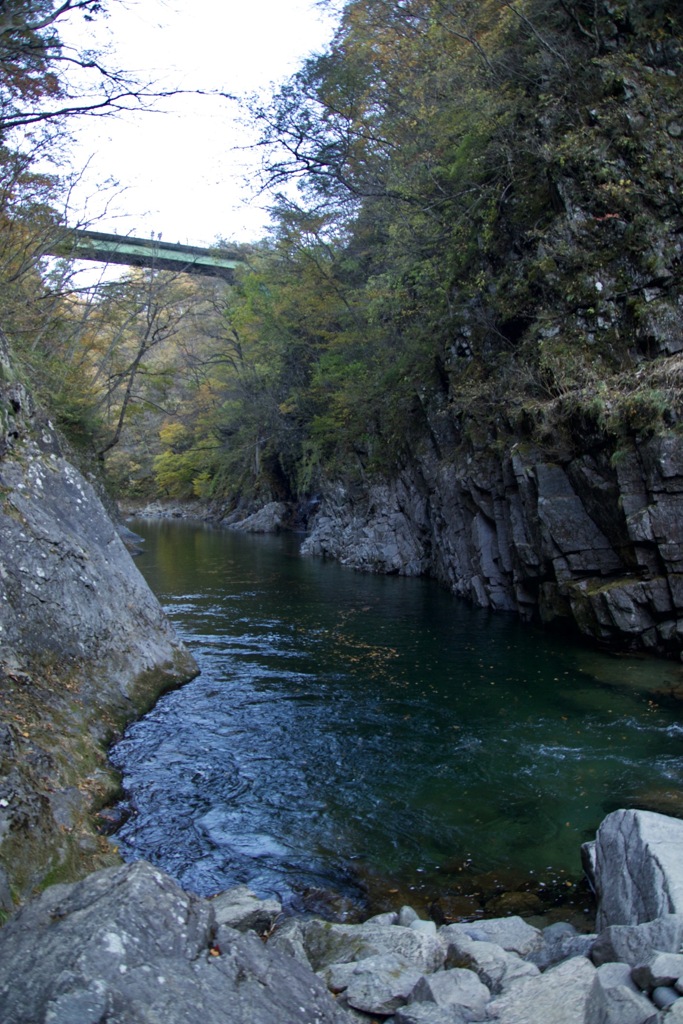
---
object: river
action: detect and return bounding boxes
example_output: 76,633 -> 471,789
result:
108,519 -> 683,922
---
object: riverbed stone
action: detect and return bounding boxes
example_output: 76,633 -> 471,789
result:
323,952 -> 424,1014
407,967 -> 491,1016
632,952 -> 683,991
653,985 -> 681,1009
399,905 -> 420,926
441,930 -> 541,993
367,911 -> 400,926
393,1004 -> 473,1024
585,967 -> 659,1024
593,810 -> 683,928
301,919 -> 446,973
528,921 -> 596,970
444,915 -> 543,957
410,918 -> 438,936
660,1000 -> 683,1022
486,955 -> 596,1023
210,883 -> 281,935
267,916 -> 313,968
0,860 -> 350,1024
592,916 -> 683,967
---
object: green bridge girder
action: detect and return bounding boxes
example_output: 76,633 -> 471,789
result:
49,229 -> 246,281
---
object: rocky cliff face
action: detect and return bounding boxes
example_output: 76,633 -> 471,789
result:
0,331 -> 198,908
302,425 -> 683,659
301,13 -> 683,662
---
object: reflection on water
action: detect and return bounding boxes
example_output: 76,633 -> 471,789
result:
109,520 -> 683,918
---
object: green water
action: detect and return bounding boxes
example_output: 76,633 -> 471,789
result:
110,519 -> 683,918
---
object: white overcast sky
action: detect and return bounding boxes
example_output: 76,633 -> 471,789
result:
62,0 -> 338,246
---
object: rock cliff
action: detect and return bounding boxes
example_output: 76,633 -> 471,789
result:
302,428 -> 683,658
0,330 -> 198,908
294,9 -> 683,662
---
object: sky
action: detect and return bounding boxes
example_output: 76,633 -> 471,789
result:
61,0 -> 339,248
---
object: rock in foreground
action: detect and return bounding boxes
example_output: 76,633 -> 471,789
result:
589,808 -> 683,929
0,861 -> 348,1024
5,810 -> 683,1023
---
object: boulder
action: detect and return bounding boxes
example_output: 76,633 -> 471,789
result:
408,967 -> 491,1016
441,929 -> 540,993
301,918 -> 446,974
591,916 -> 683,967
652,986 -> 681,1009
585,967 -> 658,1024
593,810 -> 683,928
394,1004 -> 472,1024
445,915 -> 543,958
210,884 -> 281,935
0,861 -> 350,1024
323,952 -> 423,1015
267,916 -> 313,968
528,921 -> 596,970
632,952 -> 683,992
486,955 -> 596,1023
229,501 -> 287,533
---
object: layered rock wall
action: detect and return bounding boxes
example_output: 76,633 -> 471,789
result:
302,428 -> 683,658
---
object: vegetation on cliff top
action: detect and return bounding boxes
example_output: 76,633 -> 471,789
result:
1,1 -> 682,510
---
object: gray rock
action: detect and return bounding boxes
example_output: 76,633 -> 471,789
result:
0,861 -> 350,1024
230,501 -> 287,533
301,919 -> 446,973
0,334 -> 198,900
410,919 -> 438,936
301,432 -> 683,658
441,930 -> 540,994
486,955 -> 596,1023
445,915 -> 543,957
586,964 -> 659,1024
652,986 -> 681,1009
408,967 -> 490,1015
528,922 -> 596,970
594,810 -> 683,928
399,905 -> 421,927
597,961 -> 642,992
366,911 -> 399,926
210,884 -> 281,935
267,917 -> 313,968
632,953 -> 683,991
592,917 -> 683,967
660,1000 -> 683,1022
394,1004 -> 472,1024
322,953 -> 423,1015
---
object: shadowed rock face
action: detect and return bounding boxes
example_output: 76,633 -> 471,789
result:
0,330 -> 197,905
301,432 -> 683,659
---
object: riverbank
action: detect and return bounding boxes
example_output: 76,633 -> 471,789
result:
0,334 -> 198,909
1,808 -> 682,1023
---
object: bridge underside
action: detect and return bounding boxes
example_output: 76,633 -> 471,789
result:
50,229 -> 245,281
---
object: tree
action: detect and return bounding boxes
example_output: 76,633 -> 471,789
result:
0,0 -> 202,139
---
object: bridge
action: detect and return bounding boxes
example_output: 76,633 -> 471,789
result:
49,229 -> 246,281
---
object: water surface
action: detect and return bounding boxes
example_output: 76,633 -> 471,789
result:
109,520 -> 683,917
